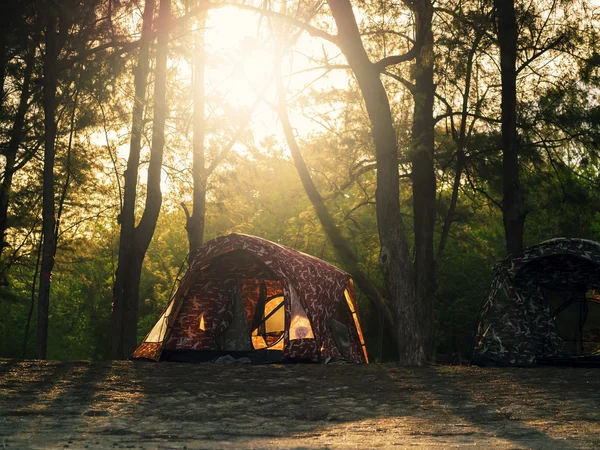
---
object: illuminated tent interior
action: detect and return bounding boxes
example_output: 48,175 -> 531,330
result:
133,234 -> 368,363
472,238 -> 600,366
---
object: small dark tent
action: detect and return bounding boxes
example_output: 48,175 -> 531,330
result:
133,233 -> 368,363
472,238 -> 600,366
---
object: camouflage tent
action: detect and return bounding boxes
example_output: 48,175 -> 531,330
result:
133,233 -> 368,363
472,238 -> 600,366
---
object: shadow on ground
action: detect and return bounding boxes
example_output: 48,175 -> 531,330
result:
1,359 -> 599,449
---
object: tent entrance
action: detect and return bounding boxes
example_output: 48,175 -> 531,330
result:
213,278 -> 287,352
546,288 -> 600,357
161,276 -> 288,362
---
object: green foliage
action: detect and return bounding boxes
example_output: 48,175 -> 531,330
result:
2,0 -> 600,363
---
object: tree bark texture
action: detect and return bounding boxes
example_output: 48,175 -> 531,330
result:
36,11 -> 59,360
23,233 -> 43,357
275,69 -> 396,334
111,0 -> 159,359
327,0 -> 426,365
495,0 -> 526,255
0,22 -> 6,111
0,38 -> 35,262
409,0 -> 436,359
135,0 -> 169,267
0,1 -> 12,113
114,0 -> 170,359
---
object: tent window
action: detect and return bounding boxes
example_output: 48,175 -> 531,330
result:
290,288 -> 314,340
264,296 -> 285,333
145,299 -> 174,343
584,290 -> 600,354
199,313 -> 205,331
344,288 -> 369,363
252,295 -> 285,350
550,288 -> 600,356
344,288 -> 365,345
252,335 -> 267,349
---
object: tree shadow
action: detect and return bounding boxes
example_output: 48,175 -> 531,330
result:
127,362 -> 586,448
0,360 -> 113,443
0,360 -> 73,412
0,360 -> 596,448
483,366 -> 600,436
0,358 -> 23,377
413,366 -> 582,449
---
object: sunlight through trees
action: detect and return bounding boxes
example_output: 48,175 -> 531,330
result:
0,0 -> 599,364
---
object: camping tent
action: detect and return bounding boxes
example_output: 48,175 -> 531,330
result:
133,233 -> 368,363
471,238 -> 600,366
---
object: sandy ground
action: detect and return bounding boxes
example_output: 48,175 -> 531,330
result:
0,359 -> 599,449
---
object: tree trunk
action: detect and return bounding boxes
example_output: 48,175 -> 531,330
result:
36,11 -> 59,360
185,14 -> 207,258
0,7 -> 9,112
0,31 -> 6,112
111,0 -> 156,359
327,0 -> 425,365
495,0 -> 526,255
275,68 -> 396,334
23,231 -> 43,357
54,85 -> 78,248
131,0 -> 170,325
112,0 -> 170,359
0,38 -> 35,262
409,0 -> 436,359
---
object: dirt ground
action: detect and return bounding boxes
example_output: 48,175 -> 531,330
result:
1,359 -> 599,449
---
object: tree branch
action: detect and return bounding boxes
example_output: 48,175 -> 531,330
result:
211,2 -> 339,46
434,111 -> 501,124
382,70 -> 416,93
373,46 -> 419,71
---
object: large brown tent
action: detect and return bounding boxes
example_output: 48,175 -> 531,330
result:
133,233 -> 368,363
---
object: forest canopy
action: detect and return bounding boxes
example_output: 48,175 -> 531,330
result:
0,0 -> 599,364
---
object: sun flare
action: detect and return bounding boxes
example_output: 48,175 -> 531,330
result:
197,7 -> 351,139
204,8 -> 276,110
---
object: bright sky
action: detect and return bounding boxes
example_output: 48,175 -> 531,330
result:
88,4 -> 352,200
203,6 -> 351,144
90,0 -> 600,199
